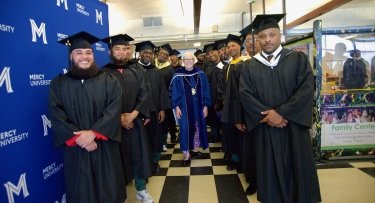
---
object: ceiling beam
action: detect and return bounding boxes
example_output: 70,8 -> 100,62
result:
193,0 -> 202,34
286,0 -> 352,30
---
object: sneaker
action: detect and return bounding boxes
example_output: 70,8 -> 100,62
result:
136,190 -> 154,203
162,145 -> 167,152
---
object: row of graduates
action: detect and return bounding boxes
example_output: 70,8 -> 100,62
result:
182,14 -> 323,203
49,13 -> 322,203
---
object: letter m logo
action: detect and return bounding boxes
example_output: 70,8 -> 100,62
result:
41,115 -> 52,136
0,67 -> 14,93
56,0 -> 68,10
4,173 -> 30,203
30,19 -> 48,44
96,9 -> 103,25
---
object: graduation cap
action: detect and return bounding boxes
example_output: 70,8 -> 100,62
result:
203,43 -> 216,53
101,34 -> 134,48
214,39 -> 226,50
58,31 -> 99,53
225,34 -> 242,45
134,40 -> 156,52
251,14 -> 285,34
171,49 -> 181,56
159,43 -> 173,55
194,49 -> 203,57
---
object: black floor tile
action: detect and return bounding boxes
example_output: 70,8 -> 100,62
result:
191,153 -> 210,160
169,160 -> 188,167
209,147 -> 223,152
211,158 -> 227,166
153,167 -> 168,176
160,154 -> 172,160
159,176 -> 189,203
215,174 -> 249,203
358,167 -> 375,178
316,162 -> 354,169
190,166 -> 213,175
173,148 -> 183,154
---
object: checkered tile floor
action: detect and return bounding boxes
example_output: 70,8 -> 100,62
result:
125,142 -> 375,203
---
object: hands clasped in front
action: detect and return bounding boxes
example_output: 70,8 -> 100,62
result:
260,109 -> 288,128
74,130 -> 97,152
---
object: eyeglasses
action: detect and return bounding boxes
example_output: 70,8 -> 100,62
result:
183,58 -> 195,61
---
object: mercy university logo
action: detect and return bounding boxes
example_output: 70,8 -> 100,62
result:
0,67 -> 13,93
30,19 -> 48,44
41,114 -> 52,136
56,0 -> 68,10
4,173 -> 29,203
96,9 -> 103,25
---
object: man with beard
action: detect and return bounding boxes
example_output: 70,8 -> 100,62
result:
203,43 -> 224,143
135,40 -> 170,174
239,14 -> 321,203
215,39 -> 231,65
155,43 -> 178,145
101,34 -> 154,203
49,31 -> 126,203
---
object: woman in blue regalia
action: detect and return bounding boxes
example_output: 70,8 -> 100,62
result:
170,51 -> 211,166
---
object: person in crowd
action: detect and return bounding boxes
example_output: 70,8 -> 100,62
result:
217,34 -> 248,172
49,31 -> 126,203
237,23 -> 262,195
194,48 -> 206,71
239,14 -> 321,203
155,44 -> 178,145
135,40 -> 170,174
215,39 -> 231,65
342,49 -> 368,89
170,52 -> 211,166
170,49 -> 182,69
101,34 -> 154,203
203,43 -> 224,143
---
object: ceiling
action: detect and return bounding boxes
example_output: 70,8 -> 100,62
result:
103,0 -> 375,50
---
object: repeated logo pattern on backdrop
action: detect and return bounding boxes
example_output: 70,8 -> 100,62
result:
0,1 -> 109,202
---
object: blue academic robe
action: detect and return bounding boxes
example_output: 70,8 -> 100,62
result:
170,67 -> 211,151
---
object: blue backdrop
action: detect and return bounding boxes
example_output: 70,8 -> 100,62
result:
0,1 -> 109,202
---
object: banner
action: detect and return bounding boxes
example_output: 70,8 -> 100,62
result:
0,1 -> 109,202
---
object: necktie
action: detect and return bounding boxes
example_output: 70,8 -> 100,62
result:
267,55 -> 273,62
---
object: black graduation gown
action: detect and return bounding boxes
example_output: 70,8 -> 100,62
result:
218,59 -> 247,160
49,71 -> 126,203
205,62 -> 222,128
157,65 -> 177,136
239,49 -> 321,203
141,62 -> 170,155
102,61 -> 152,184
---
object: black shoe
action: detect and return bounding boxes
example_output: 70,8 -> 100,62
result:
245,183 -> 257,195
226,161 -> 237,171
190,150 -> 202,158
208,137 -> 216,143
153,163 -> 160,174
182,158 -> 191,166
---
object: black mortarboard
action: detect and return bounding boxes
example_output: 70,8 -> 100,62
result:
102,34 -> 134,47
159,43 -> 173,55
58,31 -> 99,53
171,49 -> 181,56
194,49 -> 203,57
214,39 -> 226,50
239,23 -> 256,37
134,40 -> 156,52
203,43 -> 216,53
225,34 -> 242,45
251,14 -> 285,34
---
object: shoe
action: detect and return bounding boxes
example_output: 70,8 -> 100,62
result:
136,190 -> 154,203
162,145 -> 167,152
226,161 -> 236,171
190,150 -> 202,158
208,137 -> 216,143
153,163 -> 160,174
182,154 -> 191,166
245,183 -> 257,195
